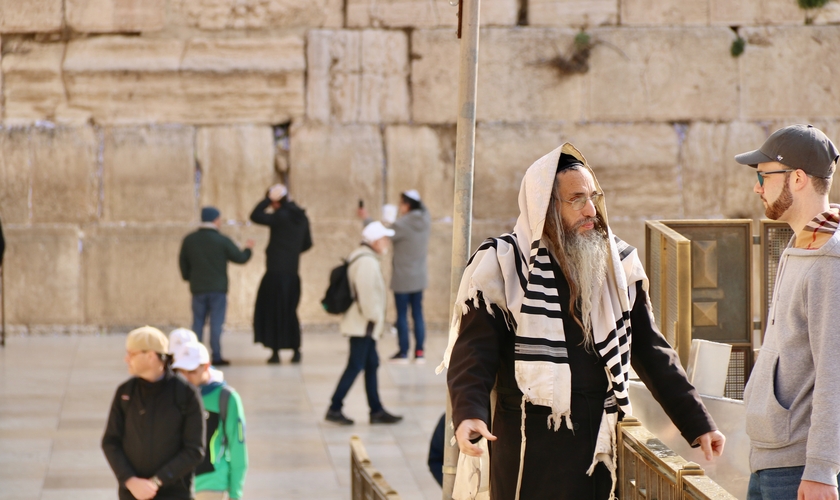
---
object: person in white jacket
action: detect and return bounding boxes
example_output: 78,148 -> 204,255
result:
325,221 -> 404,426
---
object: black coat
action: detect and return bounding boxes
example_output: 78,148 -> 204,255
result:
250,198 -> 312,274
448,264 -> 716,500
102,371 -> 205,500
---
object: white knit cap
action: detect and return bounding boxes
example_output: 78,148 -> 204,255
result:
171,341 -> 210,371
168,328 -> 198,355
362,221 -> 395,244
268,183 -> 288,202
403,189 -> 421,202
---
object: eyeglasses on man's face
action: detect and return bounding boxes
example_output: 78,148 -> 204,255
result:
559,192 -> 603,211
756,169 -> 792,187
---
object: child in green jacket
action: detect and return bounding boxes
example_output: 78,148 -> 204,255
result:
173,341 -> 248,500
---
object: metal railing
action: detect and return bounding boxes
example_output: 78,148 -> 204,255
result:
618,416 -> 737,500
350,435 -> 401,500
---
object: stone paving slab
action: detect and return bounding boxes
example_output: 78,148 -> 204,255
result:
0,330 -> 449,500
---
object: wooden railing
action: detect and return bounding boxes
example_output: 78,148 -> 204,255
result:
350,418 -> 735,500
618,416 -> 737,500
350,435 -> 401,500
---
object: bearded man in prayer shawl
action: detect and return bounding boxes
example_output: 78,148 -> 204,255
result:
439,144 -> 726,500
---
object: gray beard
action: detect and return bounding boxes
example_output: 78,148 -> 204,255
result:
564,228 -> 608,347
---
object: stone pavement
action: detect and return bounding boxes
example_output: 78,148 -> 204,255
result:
0,329 -> 449,500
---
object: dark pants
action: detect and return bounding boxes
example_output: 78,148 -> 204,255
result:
329,337 -> 383,414
748,466 -> 840,500
394,291 -> 425,355
192,292 -> 227,362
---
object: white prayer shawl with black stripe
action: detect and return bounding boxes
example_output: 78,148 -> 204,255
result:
438,143 -> 650,495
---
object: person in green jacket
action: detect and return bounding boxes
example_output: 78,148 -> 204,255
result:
179,206 -> 254,366
173,341 -> 248,500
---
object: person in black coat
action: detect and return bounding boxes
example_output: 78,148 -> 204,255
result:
250,184 -> 312,364
102,326 -> 205,500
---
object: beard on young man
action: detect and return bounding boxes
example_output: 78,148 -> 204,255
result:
765,174 -> 794,220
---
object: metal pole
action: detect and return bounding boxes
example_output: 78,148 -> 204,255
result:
443,0 -> 481,497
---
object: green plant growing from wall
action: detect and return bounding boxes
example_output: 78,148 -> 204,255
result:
798,0 -> 832,23
731,37 -> 746,57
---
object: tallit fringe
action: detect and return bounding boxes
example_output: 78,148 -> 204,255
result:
585,411 -> 619,500
514,395 -> 527,500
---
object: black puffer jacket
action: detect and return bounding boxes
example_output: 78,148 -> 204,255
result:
102,371 -> 205,500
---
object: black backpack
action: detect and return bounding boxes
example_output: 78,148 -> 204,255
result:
321,254 -> 369,314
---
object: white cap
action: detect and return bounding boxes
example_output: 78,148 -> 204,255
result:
168,328 -> 198,355
268,183 -> 288,202
171,341 -> 210,371
362,221 -> 395,244
402,189 -> 421,202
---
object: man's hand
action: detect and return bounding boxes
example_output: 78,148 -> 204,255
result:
455,418 -> 497,457
696,430 -> 725,461
799,480 -> 839,500
245,239 -> 255,249
357,207 -> 369,220
125,477 -> 158,500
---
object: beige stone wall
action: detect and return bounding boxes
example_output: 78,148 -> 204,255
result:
2,0 -> 840,331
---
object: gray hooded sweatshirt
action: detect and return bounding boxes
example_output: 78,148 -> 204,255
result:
744,223 -> 840,486
390,208 -> 431,293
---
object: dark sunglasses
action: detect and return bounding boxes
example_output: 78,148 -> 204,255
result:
757,169 -> 792,187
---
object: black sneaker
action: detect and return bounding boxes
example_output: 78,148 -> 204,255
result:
370,409 -> 403,424
414,350 -> 426,365
388,352 -> 409,365
267,352 -> 280,364
291,350 -> 301,364
325,409 -> 354,425
213,359 -> 231,367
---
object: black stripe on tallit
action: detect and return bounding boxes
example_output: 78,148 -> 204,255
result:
527,274 -> 558,288
515,336 -> 568,348
532,258 -> 554,272
497,234 -> 529,291
515,353 -> 571,364
520,304 -> 565,319
523,288 -> 562,304
614,235 -> 635,261
531,239 -> 541,250
468,238 -> 498,266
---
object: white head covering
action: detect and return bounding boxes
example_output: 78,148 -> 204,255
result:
268,183 -> 288,202
171,341 -> 210,371
402,189 -> 421,202
168,328 -> 198,356
362,221 -> 395,244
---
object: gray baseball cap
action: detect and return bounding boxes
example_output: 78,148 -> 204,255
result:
735,124 -> 839,178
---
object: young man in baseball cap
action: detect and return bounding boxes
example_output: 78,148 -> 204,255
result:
102,326 -> 205,500
736,124 -> 840,500
173,342 -> 248,500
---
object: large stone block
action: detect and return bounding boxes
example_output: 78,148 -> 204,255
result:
528,0 -> 618,28
472,122 -> 680,220
218,225 -> 267,328
63,36 -> 305,125
709,0 -> 803,25
171,0 -> 343,30
4,226 -> 83,324
30,126 -> 99,224
411,28 -> 584,124
0,128 -> 34,224
620,0 -> 707,25
0,0 -> 62,33
290,124 -> 384,221
66,0 -> 166,33
102,126 -> 196,223
2,41 -> 66,124
83,225 -> 193,325
307,30 -> 410,124
384,125 -> 455,220
741,27 -> 840,120
586,27 -> 739,122
347,0 -> 517,28
681,122 -> 768,220
197,126 -> 277,223
298,220 -> 371,324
